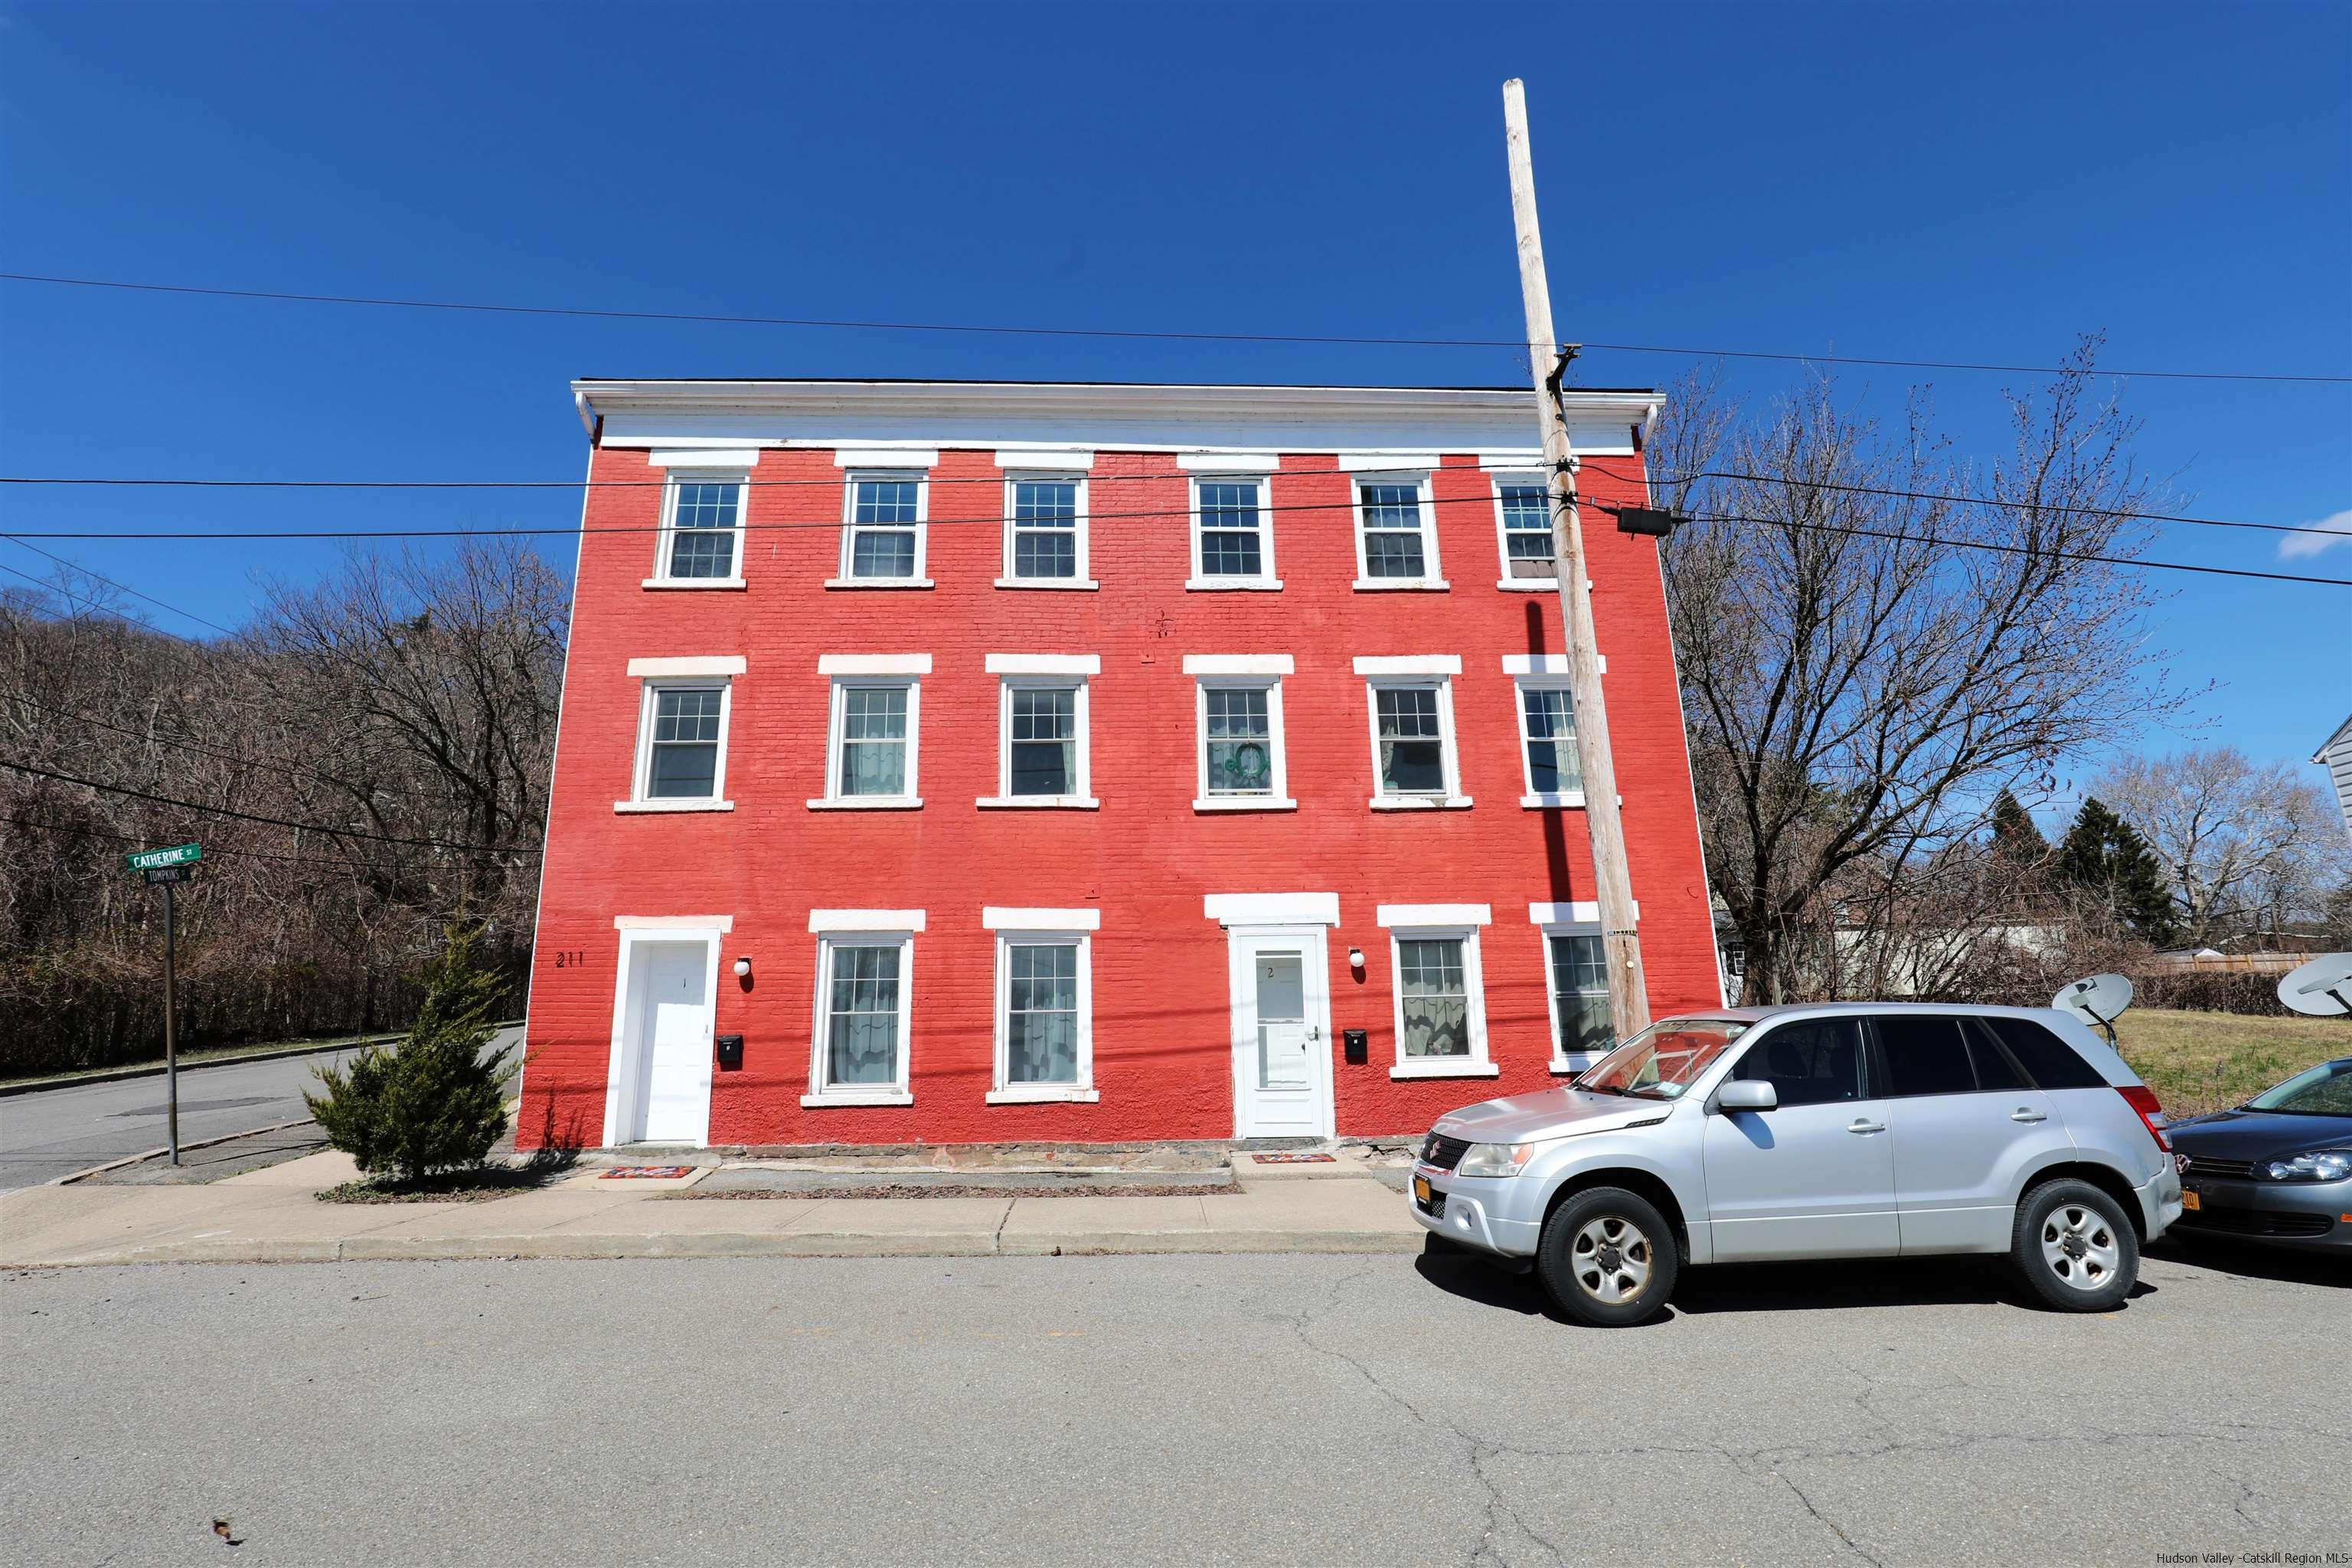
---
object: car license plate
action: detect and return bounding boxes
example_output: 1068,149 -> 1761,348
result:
1413,1174 -> 1433,1204
2180,1189 -> 2200,1212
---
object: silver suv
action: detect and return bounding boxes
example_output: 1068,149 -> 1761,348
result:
1409,1004 -> 2183,1325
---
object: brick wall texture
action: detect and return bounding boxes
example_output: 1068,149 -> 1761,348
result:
518,437 -> 1720,1150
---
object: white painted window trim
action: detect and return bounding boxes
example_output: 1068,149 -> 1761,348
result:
628,655 -> 747,678
612,914 -> 737,933
1489,469 -> 1561,591
985,654 -> 1102,676
1178,451 -> 1282,472
998,471 -> 1097,590
1377,903 -> 1492,927
649,448 -> 764,470
1186,472 -> 1282,590
1203,892 -> 1341,927
1529,906 -> 1612,1074
1359,669 -> 1470,810
835,469 -> 933,589
1338,452 -> 1442,472
834,446 -> 938,468
619,675 -> 734,812
1510,671 -> 1589,809
995,447 -> 1096,470
982,671 -> 1096,808
1354,655 -> 1462,677
986,925 -> 1099,1104
648,469 -> 750,588
1350,471 -> 1447,591
1501,653 -> 1605,675
1385,924 -> 1496,1079
802,929 -> 918,1106
814,672 -> 923,810
1191,668 -> 1295,813
809,909 -> 929,933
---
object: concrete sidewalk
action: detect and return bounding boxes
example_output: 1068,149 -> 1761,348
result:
0,1148 -> 1423,1268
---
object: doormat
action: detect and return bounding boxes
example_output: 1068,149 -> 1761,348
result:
1250,1152 -> 1337,1164
602,1165 -> 697,1180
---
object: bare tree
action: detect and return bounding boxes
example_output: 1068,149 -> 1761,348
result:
1655,338 -> 2189,1002
2096,746 -> 2350,946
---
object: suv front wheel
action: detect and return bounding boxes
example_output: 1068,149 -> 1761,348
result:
2011,1177 -> 2140,1312
1536,1186 -> 1680,1327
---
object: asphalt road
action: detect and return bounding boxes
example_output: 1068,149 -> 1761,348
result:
0,1029 -> 521,1189
3,1244 -> 2343,1567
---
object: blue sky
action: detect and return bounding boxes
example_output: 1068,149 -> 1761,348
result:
2,1 -> 2345,807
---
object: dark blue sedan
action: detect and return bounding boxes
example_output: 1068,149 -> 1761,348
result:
2166,1056 -> 2352,1255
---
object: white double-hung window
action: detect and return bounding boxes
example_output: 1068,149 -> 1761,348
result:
1348,464 -> 1446,590
804,910 -> 923,1107
1491,472 -> 1559,586
617,655 -> 743,813
982,655 -> 1099,808
835,472 -> 930,586
1184,655 -> 1294,812
1504,655 -> 1586,807
1354,655 -> 1468,809
1530,903 -> 1621,1071
1183,456 -> 1282,590
984,907 -> 1099,1103
1377,903 -> 1496,1079
812,655 -> 928,809
998,460 -> 1095,588
649,472 -> 748,587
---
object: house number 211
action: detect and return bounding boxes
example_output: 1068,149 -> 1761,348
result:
548,950 -> 586,968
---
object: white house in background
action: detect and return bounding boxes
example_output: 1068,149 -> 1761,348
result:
2318,712 -> 2352,841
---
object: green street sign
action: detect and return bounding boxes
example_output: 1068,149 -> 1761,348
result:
125,843 -> 201,872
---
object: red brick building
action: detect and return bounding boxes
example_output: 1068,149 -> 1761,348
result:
518,379 -> 1720,1152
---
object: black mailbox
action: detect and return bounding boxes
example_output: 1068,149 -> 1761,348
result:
714,1034 -> 745,1071
1341,1028 -> 1369,1065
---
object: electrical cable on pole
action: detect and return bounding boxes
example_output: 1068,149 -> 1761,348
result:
1502,77 -> 1650,1044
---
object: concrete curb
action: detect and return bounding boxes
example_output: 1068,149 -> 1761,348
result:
0,1039 -> 397,1099
46,1117 -> 320,1186
13,1227 -> 1426,1269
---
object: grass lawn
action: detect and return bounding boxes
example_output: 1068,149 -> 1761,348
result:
2113,1008 -> 2352,1118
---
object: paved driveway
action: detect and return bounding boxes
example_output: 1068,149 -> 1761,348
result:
0,1027 -> 521,1188
2,1242 -> 2341,1566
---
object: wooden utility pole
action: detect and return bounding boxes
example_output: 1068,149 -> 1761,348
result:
1501,77 -> 1651,1043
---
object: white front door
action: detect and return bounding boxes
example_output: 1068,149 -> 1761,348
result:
632,940 -> 712,1144
1230,929 -> 1333,1138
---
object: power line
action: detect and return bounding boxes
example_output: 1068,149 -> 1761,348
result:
5,270 -> 2344,385
1,467 -> 2306,537
3,488 -> 2340,585
1690,511 -> 2351,588
6,692 -> 455,805
1,760 -> 543,856
1,536 -> 239,635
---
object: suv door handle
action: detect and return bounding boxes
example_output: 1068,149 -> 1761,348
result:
1847,1118 -> 1886,1135
2011,1108 -> 2048,1123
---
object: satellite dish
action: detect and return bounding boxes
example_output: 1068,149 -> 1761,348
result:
2277,952 -> 2352,1018
2054,973 -> 2134,1042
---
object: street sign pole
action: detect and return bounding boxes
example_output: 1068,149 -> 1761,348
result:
162,874 -> 180,1165
123,844 -> 200,1165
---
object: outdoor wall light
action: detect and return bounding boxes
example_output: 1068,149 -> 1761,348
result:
1348,947 -> 1365,971
732,956 -> 752,978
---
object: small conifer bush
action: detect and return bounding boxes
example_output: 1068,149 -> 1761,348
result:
307,923 -> 516,1186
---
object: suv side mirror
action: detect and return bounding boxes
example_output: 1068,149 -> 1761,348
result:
1717,1080 -> 1778,1112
